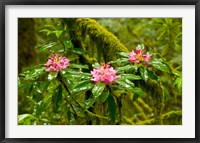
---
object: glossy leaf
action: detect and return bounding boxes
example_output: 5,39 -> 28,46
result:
24,67 -> 46,80
18,114 -> 36,124
92,62 -> 101,68
33,81 -> 43,94
32,80 -> 50,95
98,90 -> 109,102
109,58 -> 129,64
136,44 -> 145,50
140,67 -> 148,81
115,78 -> 135,90
108,95 -> 116,123
52,85 -> 63,112
121,74 -> 141,80
69,64 -> 89,69
54,30 -> 63,38
72,80 -> 94,93
92,82 -> 106,98
63,40 -> 73,48
48,72 -> 58,80
41,95 -> 52,111
69,48 -> 85,55
116,65 -> 138,72
116,52 -> 129,58
18,82 -> 31,90
62,71 -> 91,80
85,95 -> 96,109
133,94 -> 140,102
67,109 -> 71,122
147,69 -> 158,80
39,29 -> 52,36
173,77 -> 182,91
132,87 -> 144,101
133,87 -> 144,97
150,58 -> 170,73
39,42 -> 58,51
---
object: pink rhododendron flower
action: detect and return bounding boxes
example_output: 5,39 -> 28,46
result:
143,54 -> 152,64
91,63 -> 120,85
45,54 -> 70,72
128,48 -> 151,64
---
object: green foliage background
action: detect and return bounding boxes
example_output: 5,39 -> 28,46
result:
18,18 -> 182,125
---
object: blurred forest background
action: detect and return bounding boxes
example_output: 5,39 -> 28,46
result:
18,18 -> 182,125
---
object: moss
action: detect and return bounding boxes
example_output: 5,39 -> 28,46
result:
63,18 -> 95,66
136,110 -> 182,125
162,110 -> 182,125
133,102 -> 148,120
145,79 -> 164,124
137,98 -> 153,113
75,18 -> 129,62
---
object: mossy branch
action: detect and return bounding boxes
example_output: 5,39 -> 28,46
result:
145,79 -> 164,124
75,18 -> 129,62
135,110 -> 182,125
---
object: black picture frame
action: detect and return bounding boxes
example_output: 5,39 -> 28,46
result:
0,0 -> 200,143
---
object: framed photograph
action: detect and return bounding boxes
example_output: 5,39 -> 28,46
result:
0,0 -> 200,143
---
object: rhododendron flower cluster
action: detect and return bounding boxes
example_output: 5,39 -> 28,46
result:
91,63 -> 120,85
128,48 -> 152,64
45,54 -> 70,72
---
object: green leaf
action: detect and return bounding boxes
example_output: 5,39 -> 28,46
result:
140,67 -> 148,81
32,80 -> 50,95
39,42 -> 58,52
18,114 -> 31,122
147,69 -> 158,80
72,80 -> 94,93
24,67 -> 46,80
68,57 -> 79,62
18,114 -> 36,124
48,72 -> 58,80
69,48 -> 85,55
98,90 -> 109,102
115,78 -> 135,90
39,29 -> 52,36
163,87 -> 171,100
116,65 -> 138,72
132,87 -> 144,101
85,95 -> 96,109
133,87 -> 144,96
133,94 -> 140,102
41,81 -> 50,94
52,85 -> 63,112
172,69 -> 182,77
67,110 -> 71,122
54,30 -> 63,38
69,64 -> 89,69
92,62 -> 101,68
108,95 -> 116,123
43,24 -> 56,30
62,71 -> 91,80
136,44 -> 145,50
150,58 -> 170,73
109,58 -> 129,64
92,82 -> 106,98
116,52 -> 129,58
121,74 -> 141,80
73,105 -> 85,117
33,81 -> 43,94
173,77 -> 182,91
41,95 -> 52,110
63,40 -> 73,48
18,82 -> 31,90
